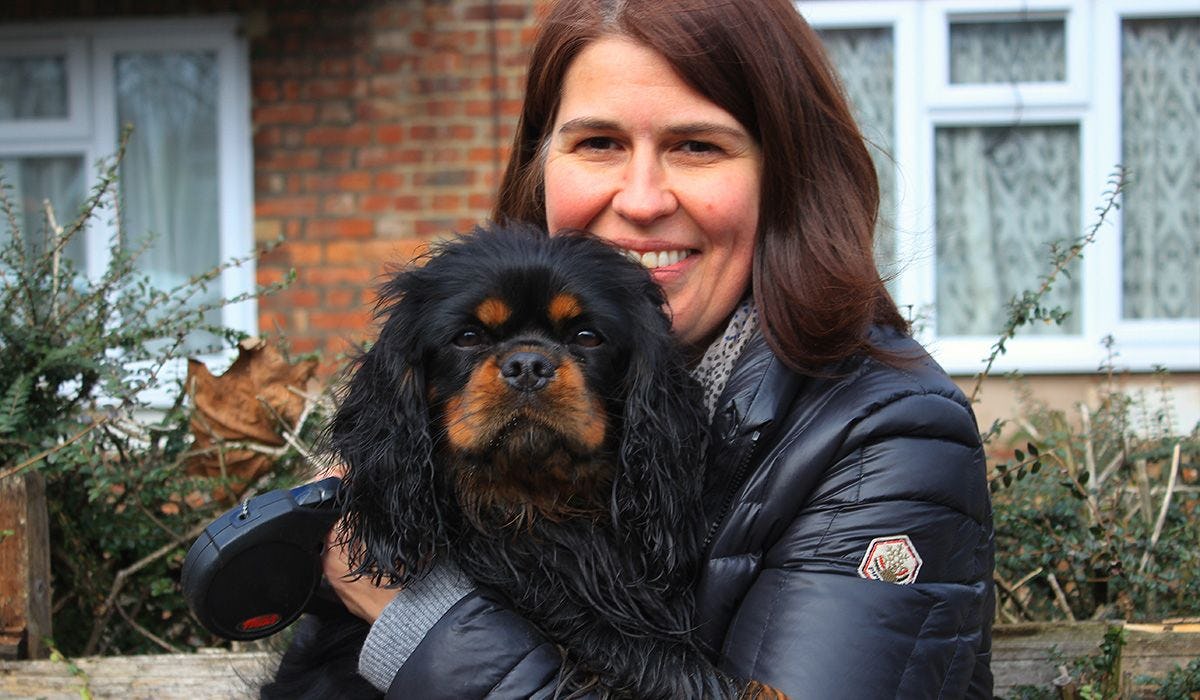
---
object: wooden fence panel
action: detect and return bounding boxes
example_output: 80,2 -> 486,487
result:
0,650 -> 271,699
0,471 -> 51,660
0,622 -> 1195,697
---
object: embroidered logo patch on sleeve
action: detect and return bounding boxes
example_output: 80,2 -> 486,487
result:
857,535 -> 922,585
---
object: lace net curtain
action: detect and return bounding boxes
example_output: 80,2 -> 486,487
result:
1121,18 -> 1200,320
0,55 -> 67,119
936,125 -> 1081,335
821,15 -> 1199,336
117,52 -> 221,324
949,20 -> 1066,83
815,28 -> 897,282
937,19 -> 1079,336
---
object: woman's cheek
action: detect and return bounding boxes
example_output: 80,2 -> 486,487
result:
545,158 -> 614,233
544,159 -> 577,232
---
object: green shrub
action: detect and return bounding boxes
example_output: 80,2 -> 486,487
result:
1136,657 -> 1200,699
976,168 -> 1200,624
989,355 -> 1200,623
1001,626 -> 1127,700
0,134 -> 312,655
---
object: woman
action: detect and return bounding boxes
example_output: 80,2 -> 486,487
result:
332,0 -> 995,697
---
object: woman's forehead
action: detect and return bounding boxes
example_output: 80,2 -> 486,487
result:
551,37 -> 746,134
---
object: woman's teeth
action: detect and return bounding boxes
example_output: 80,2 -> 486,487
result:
624,249 -> 692,269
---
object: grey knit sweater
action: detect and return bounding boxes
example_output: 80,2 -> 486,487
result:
357,562 -> 473,691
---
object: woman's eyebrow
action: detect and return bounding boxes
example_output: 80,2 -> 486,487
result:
663,123 -> 749,140
556,117 -> 620,134
556,117 -> 748,140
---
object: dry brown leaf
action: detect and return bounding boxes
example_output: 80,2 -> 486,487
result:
186,338 -> 318,499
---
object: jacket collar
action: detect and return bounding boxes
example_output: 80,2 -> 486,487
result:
701,333 -> 803,527
709,333 -> 802,445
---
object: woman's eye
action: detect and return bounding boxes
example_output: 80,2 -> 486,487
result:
453,330 -> 484,348
680,140 -> 720,154
572,329 -> 603,348
578,136 -> 617,151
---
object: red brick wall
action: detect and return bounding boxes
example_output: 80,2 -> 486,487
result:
250,1 -> 548,362
5,0 -> 548,366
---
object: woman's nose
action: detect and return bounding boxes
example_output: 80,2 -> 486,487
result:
610,153 -> 677,225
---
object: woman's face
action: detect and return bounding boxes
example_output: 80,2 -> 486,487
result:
543,36 -> 762,351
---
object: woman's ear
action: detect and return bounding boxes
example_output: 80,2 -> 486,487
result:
330,290 -> 448,587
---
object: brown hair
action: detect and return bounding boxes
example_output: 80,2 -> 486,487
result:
494,0 -> 909,373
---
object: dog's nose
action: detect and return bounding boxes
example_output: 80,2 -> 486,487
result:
500,351 -> 557,392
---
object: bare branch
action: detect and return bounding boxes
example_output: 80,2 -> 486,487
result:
115,601 -> 182,654
84,519 -> 210,656
1138,442 -> 1183,574
1046,572 -> 1076,621
971,167 -> 1126,403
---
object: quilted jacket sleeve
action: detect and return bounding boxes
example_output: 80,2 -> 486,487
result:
387,589 -> 750,699
386,589 -> 566,700
712,385 -> 994,699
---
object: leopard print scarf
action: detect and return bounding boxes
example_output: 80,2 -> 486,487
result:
690,298 -> 759,422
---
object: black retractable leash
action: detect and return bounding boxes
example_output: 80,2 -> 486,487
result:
181,476 -> 343,640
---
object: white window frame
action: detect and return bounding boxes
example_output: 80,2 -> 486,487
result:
799,0 -> 1200,375
0,17 -> 256,396
0,37 -> 91,140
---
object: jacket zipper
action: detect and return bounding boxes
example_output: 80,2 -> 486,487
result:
700,429 -> 761,552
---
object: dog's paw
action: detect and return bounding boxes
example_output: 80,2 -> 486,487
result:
741,679 -> 790,700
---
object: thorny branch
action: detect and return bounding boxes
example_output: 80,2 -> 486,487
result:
970,167 -> 1127,404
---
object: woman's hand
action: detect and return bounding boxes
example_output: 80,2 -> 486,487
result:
322,525 -> 400,623
310,467 -> 400,623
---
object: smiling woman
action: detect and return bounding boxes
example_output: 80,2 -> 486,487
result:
497,0 -> 907,373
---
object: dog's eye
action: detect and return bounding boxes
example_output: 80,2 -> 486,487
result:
571,329 -> 603,348
453,330 -> 485,348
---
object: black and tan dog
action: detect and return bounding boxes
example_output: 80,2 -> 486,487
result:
269,224 -> 775,698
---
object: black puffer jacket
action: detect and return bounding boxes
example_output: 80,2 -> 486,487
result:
389,327 -> 995,698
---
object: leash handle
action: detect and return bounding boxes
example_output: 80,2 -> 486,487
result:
180,476 -> 343,640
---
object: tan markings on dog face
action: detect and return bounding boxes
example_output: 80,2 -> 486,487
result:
443,394 -> 473,449
444,356 -> 508,450
475,298 -> 511,328
445,351 -> 605,455
543,357 -> 607,450
548,293 -> 582,324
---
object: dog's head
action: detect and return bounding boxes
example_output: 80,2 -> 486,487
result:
331,224 -> 706,585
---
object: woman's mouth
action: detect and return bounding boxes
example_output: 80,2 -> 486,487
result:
619,248 -> 695,269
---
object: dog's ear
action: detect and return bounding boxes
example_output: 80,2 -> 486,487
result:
329,280 -> 448,587
613,323 -> 707,582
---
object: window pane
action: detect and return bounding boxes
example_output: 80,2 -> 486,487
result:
935,125 -> 1080,336
1121,17 -> 1200,320
817,27 -> 897,278
0,55 -> 69,119
949,18 -> 1066,84
115,51 -> 221,348
0,155 -> 86,266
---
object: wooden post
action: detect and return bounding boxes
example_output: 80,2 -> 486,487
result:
0,470 -> 52,660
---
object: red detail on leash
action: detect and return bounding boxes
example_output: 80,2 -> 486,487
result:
238,613 -> 282,632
